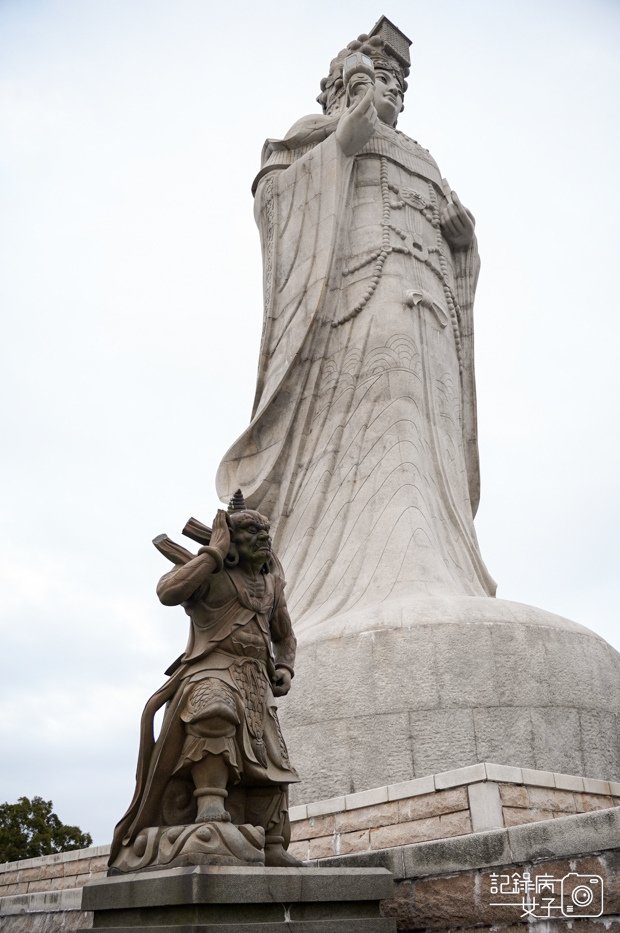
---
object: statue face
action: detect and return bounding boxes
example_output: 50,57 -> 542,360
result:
230,512 -> 272,568
373,67 -> 403,126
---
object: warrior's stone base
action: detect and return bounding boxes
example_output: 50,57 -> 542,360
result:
108,821 -> 265,873
80,865 -> 396,932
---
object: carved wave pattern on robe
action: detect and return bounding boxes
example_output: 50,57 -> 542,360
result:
275,324 -> 495,634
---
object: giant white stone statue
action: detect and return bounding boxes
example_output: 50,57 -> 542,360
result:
217,17 -> 619,801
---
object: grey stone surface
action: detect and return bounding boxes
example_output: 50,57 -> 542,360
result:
583,777 -> 612,795
80,907 -> 396,933
468,781 -> 503,832
521,767 -> 555,788
281,603 -> 620,805
434,763 -> 487,789
0,888 -> 83,914
490,622 -> 552,706
318,829 -> 511,878
531,707 -> 584,775
4,913 -> 90,933
542,628 -> 618,710
347,713 -> 414,792
0,889 -> 90,933
80,866 -> 396,932
302,638 -> 378,720
409,708 -> 477,777
484,763 -> 523,783
507,807 -> 620,863
432,624 -> 498,708
344,786 -> 389,810
306,796 -> 346,819
386,776 -> 435,801
286,711 -> 415,803
0,844 -> 109,873
403,828 -> 512,877
314,847 -> 407,880
369,627 -> 441,712
472,707 -> 537,769
284,718 -> 352,803
82,866 -> 394,910
289,804 -> 308,821
579,709 -> 620,776
294,629 -> 440,722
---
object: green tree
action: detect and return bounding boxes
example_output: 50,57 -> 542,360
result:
0,796 -> 92,863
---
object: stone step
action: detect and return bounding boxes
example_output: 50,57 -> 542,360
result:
81,922 -> 396,932
79,865 -> 396,932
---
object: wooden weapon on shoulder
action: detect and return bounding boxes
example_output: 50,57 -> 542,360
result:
182,516 -> 212,546
152,516 -> 213,565
152,534 -> 194,566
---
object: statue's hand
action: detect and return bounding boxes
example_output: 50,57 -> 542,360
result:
336,84 -> 378,157
209,509 -> 231,559
441,191 -> 476,250
272,668 -> 292,697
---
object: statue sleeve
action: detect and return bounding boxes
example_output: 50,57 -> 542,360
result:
251,113 -> 339,194
452,237 -> 482,517
156,556 -> 214,606
216,130 -> 355,506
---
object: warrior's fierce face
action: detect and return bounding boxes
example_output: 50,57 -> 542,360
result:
229,510 -> 272,568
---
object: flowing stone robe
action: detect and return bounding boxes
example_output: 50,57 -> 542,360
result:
215,113 -> 619,800
217,115 -> 496,639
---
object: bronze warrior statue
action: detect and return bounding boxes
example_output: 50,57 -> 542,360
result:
108,492 -> 300,872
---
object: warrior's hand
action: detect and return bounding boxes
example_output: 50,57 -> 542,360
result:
441,191 -> 476,250
209,509 -> 231,560
336,84 -> 377,157
272,668 -> 292,697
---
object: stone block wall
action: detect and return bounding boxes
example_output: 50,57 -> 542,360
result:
500,782 -> 618,824
317,805 -> 620,932
288,762 -> 620,862
290,786 -> 471,860
0,845 -> 108,932
0,846 -> 109,897
384,847 -> 619,931
1,763 -> 618,931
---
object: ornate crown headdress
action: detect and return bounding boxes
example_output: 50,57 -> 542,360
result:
317,15 -> 412,116
228,489 -> 247,513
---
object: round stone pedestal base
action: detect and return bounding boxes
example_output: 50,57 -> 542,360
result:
279,597 -> 620,804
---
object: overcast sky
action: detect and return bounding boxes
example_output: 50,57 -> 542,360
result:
1,0 -> 618,847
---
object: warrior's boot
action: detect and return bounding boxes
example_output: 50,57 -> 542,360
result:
264,833 -> 302,867
191,754 -> 231,822
246,785 -> 301,865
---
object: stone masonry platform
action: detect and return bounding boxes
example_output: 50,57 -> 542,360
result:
80,865 -> 395,932
282,598 -> 620,804
287,761 -> 620,861
1,763 -> 618,931
317,805 -> 620,931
